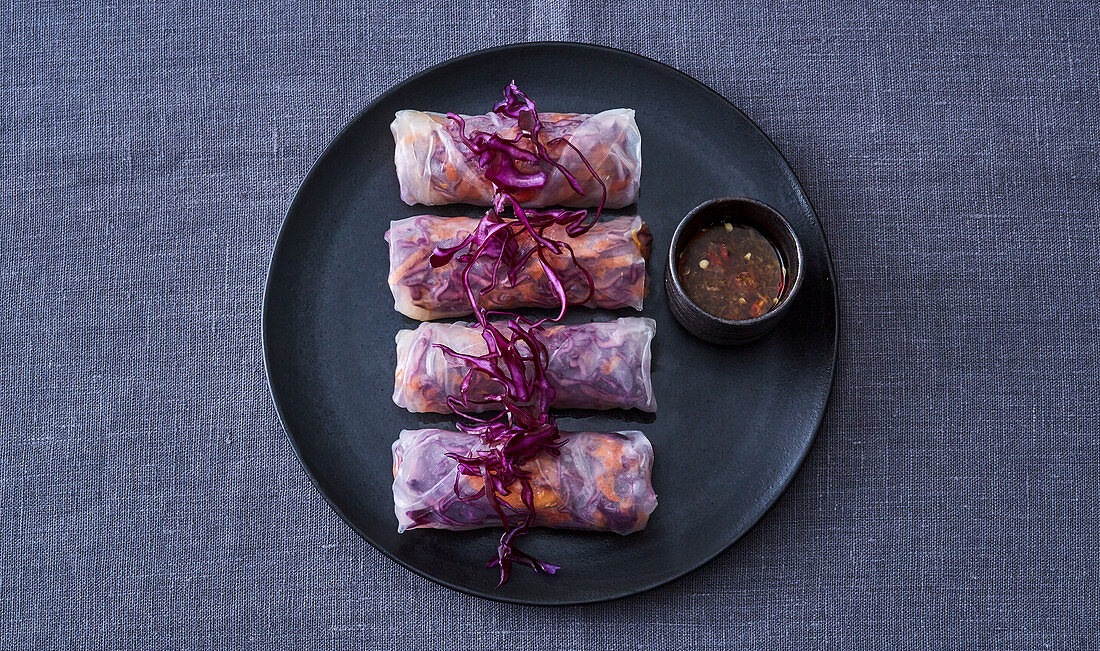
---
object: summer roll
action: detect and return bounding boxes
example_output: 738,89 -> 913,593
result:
393,317 -> 657,414
391,109 -> 641,208
392,428 -> 657,534
387,214 -> 651,321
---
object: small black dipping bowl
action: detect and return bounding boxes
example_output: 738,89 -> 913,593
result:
665,197 -> 805,345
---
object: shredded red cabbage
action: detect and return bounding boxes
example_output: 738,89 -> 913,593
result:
429,82 -> 608,585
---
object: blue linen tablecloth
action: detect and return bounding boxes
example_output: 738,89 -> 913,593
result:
5,0 -> 1099,648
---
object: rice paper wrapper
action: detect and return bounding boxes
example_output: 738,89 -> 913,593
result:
391,108 -> 641,208
393,317 -> 657,413
392,428 -> 657,535
386,214 -> 650,321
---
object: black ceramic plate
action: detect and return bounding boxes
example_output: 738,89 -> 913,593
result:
263,43 -> 837,605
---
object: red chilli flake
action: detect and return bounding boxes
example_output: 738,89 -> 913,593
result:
428,82 -> 607,586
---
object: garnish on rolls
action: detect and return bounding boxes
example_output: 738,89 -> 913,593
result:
424,83 -> 608,585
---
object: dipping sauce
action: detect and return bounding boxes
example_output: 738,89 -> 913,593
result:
676,222 -> 785,320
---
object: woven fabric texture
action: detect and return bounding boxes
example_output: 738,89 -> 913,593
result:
4,0 -> 1099,648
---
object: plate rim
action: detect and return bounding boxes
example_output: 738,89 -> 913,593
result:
261,41 -> 840,606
